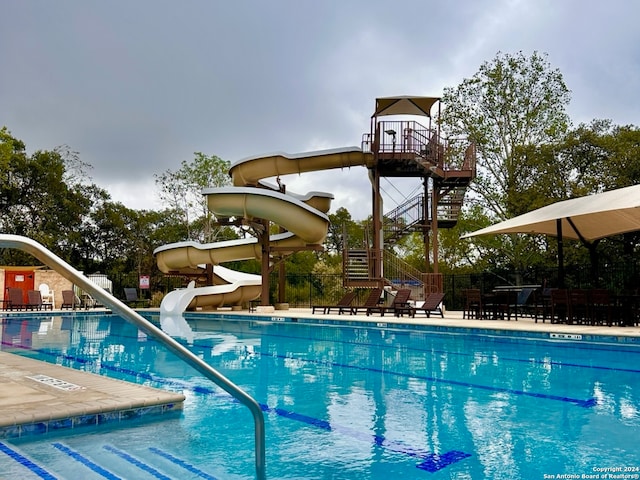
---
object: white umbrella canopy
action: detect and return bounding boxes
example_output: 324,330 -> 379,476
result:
463,184 -> 640,242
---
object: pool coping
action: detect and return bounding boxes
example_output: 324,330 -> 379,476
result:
178,307 -> 640,348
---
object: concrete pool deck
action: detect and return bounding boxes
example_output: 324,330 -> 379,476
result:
225,306 -> 640,339
0,307 -> 637,439
0,349 -> 185,439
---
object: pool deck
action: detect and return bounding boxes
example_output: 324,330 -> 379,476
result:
0,348 -> 184,439
0,307 -> 637,440
231,306 -> 640,339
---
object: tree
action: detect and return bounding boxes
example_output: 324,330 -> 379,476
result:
154,152 -> 231,242
442,51 -> 571,220
441,51 -> 572,272
0,128 -> 93,263
324,207 -> 363,254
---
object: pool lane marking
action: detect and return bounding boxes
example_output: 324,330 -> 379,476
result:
258,351 -> 598,408
262,404 -> 470,472
416,450 -> 472,472
0,441 -> 57,480
257,330 -> 640,375
148,447 -> 218,480
52,443 -> 121,480
103,445 -> 171,480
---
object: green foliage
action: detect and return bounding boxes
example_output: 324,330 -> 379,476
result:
154,152 -> 231,243
325,207 -> 366,253
441,51 -> 575,272
442,51 -> 571,221
0,128 -> 91,264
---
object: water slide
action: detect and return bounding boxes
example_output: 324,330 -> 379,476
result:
155,147 -> 373,315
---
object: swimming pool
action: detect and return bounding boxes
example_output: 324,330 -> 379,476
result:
1,312 -> 639,479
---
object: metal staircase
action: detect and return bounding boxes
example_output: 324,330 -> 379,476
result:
383,195 -> 425,244
382,187 -> 468,244
343,248 -> 381,288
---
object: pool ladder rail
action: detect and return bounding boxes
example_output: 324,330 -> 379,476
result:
0,234 -> 267,480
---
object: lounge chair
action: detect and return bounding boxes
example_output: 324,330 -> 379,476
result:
6,287 -> 27,311
349,288 -> 384,315
124,288 -> 150,308
367,288 -> 411,316
410,292 -> 445,318
27,289 -> 53,311
379,289 -> 413,317
61,290 -> 77,309
312,291 -> 357,314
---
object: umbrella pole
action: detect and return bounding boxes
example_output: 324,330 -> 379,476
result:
557,219 -> 565,287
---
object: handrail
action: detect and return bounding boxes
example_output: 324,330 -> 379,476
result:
0,234 -> 266,480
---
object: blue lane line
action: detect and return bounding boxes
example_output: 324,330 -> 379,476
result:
261,404 -> 470,472
261,330 -> 640,374
417,450 -> 472,472
148,447 -> 218,480
256,351 -> 598,408
103,445 -> 171,480
52,443 -> 121,480
0,441 -> 57,480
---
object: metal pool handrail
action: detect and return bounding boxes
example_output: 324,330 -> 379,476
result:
0,234 -> 266,480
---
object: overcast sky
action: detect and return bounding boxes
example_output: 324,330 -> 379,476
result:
2,0 -> 639,220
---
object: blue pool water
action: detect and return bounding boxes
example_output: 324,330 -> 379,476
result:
1,312 -> 640,479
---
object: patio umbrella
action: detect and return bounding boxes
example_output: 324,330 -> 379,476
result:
462,184 -> 640,286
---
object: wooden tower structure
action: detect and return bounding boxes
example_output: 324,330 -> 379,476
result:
344,96 -> 476,296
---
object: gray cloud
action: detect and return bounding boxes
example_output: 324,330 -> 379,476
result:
2,0 -> 639,220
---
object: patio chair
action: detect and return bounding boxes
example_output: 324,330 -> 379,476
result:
410,292 -> 445,318
61,290 -> 77,309
589,289 -> 613,326
511,287 -> 535,319
349,288 -> 384,315
312,291 -> 357,314
6,287 -> 27,311
568,289 -> 590,324
27,289 -> 52,311
491,290 -> 519,320
38,283 -> 55,309
532,288 -> 552,323
80,292 -> 97,309
124,288 -> 150,308
462,289 -> 483,319
550,288 -> 570,323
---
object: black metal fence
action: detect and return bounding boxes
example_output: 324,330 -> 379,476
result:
108,262 -> 640,311
268,262 -> 640,311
